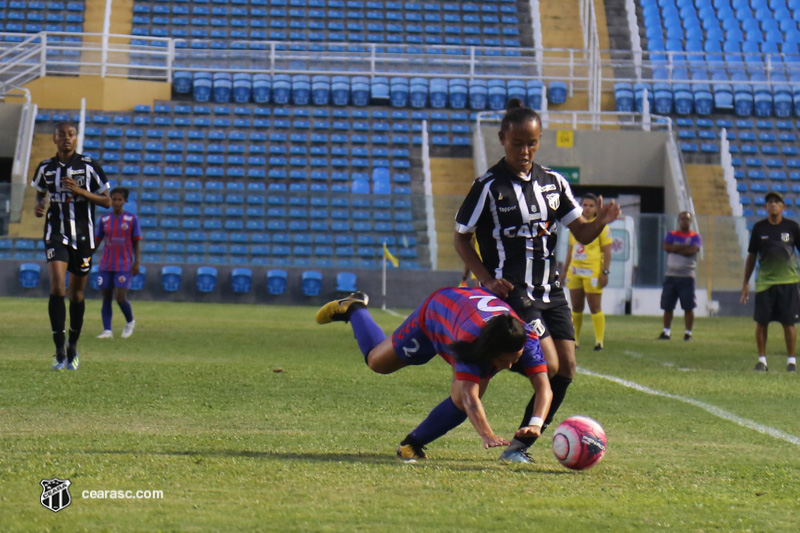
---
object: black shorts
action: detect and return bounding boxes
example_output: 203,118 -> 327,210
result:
45,240 -> 93,276
660,276 -> 696,311
504,289 -> 575,341
754,283 -> 800,325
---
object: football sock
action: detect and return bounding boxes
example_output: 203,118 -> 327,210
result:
69,300 -> 85,337
405,397 -> 467,446
49,294 -> 66,359
101,297 -> 113,330
571,312 -> 583,344
591,311 -> 605,346
118,300 -> 134,323
788,356 -> 796,365
349,307 -> 387,363
685,330 -> 692,336
663,328 -> 671,336
515,375 -> 574,447
758,356 -> 767,365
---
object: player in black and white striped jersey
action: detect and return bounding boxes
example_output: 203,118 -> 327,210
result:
455,99 -> 620,463
31,121 -> 111,370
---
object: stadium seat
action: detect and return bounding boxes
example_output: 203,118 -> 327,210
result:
336,271 -> 357,293
18,263 -> 41,289
161,265 -> 182,292
231,268 -> 253,294
130,266 -> 146,291
196,266 -> 218,293
267,269 -> 288,295
301,270 -> 323,296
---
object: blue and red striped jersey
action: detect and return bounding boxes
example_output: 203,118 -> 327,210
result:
96,211 -> 141,272
414,287 -> 546,382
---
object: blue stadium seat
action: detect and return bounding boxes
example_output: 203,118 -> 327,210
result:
267,269 -> 288,295
336,271 -> 357,292
196,266 -> 218,292
301,270 -> 323,296
18,263 -> 41,289
548,81 -> 568,105
161,266 -> 182,292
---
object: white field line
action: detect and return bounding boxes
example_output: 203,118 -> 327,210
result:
579,367 -> 800,447
381,308 -> 406,318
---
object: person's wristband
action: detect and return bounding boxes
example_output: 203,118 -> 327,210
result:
602,269 -> 610,275
528,416 -> 544,428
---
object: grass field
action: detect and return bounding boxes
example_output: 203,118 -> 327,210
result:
1,296 -> 798,532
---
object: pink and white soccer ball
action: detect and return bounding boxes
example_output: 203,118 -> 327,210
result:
552,415 -> 607,470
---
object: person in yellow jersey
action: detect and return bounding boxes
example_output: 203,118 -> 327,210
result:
563,193 -> 613,351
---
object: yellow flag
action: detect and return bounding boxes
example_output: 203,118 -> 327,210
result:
383,243 -> 399,268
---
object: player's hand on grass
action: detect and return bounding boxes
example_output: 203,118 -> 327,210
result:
515,425 -> 542,439
483,278 -> 514,299
482,433 -> 511,449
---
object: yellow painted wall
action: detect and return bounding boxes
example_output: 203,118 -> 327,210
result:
23,76 -> 171,112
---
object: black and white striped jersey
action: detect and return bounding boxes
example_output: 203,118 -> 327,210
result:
455,159 -> 582,307
31,152 -> 109,252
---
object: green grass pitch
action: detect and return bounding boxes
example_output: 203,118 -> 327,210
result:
1,296 -> 798,531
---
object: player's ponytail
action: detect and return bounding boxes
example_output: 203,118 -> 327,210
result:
501,98 -> 541,133
448,314 -> 527,364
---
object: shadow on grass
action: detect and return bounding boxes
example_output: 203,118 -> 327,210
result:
84,449 -> 572,474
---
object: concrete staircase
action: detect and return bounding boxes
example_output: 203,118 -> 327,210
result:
430,157 -> 475,271
538,0 -> 617,112
685,164 -> 745,292
7,134 -> 56,238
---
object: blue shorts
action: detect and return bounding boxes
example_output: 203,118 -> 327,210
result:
97,270 -> 133,290
660,276 -> 696,311
391,307 -> 438,366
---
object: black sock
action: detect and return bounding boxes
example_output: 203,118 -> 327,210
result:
67,300 -> 85,358
400,434 -> 424,448
49,294 -> 66,359
515,375 -> 574,447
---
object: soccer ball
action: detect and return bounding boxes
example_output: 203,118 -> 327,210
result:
552,415 -> 607,470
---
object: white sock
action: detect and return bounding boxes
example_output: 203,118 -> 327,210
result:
758,356 -> 768,366
788,357 -> 797,365
663,328 -> 671,335
685,330 -> 692,335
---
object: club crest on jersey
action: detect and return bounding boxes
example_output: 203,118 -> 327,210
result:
122,222 -> 129,231
40,478 -> 72,513
547,193 -> 560,211
782,233 -> 791,242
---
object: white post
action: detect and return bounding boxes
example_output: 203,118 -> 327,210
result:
382,254 -> 387,311
77,97 -> 86,153
101,0 -> 113,77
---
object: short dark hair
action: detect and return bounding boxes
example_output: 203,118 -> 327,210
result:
448,314 -> 527,365
110,187 -> 129,201
582,193 -> 599,204
501,98 -> 541,133
54,121 -> 77,134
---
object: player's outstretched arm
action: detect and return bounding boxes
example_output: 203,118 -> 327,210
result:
451,379 -> 509,449
515,372 -> 552,439
568,196 -> 621,245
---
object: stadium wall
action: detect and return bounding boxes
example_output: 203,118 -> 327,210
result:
24,77 -> 171,112
0,260 -> 463,309
1,260 -> 754,317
